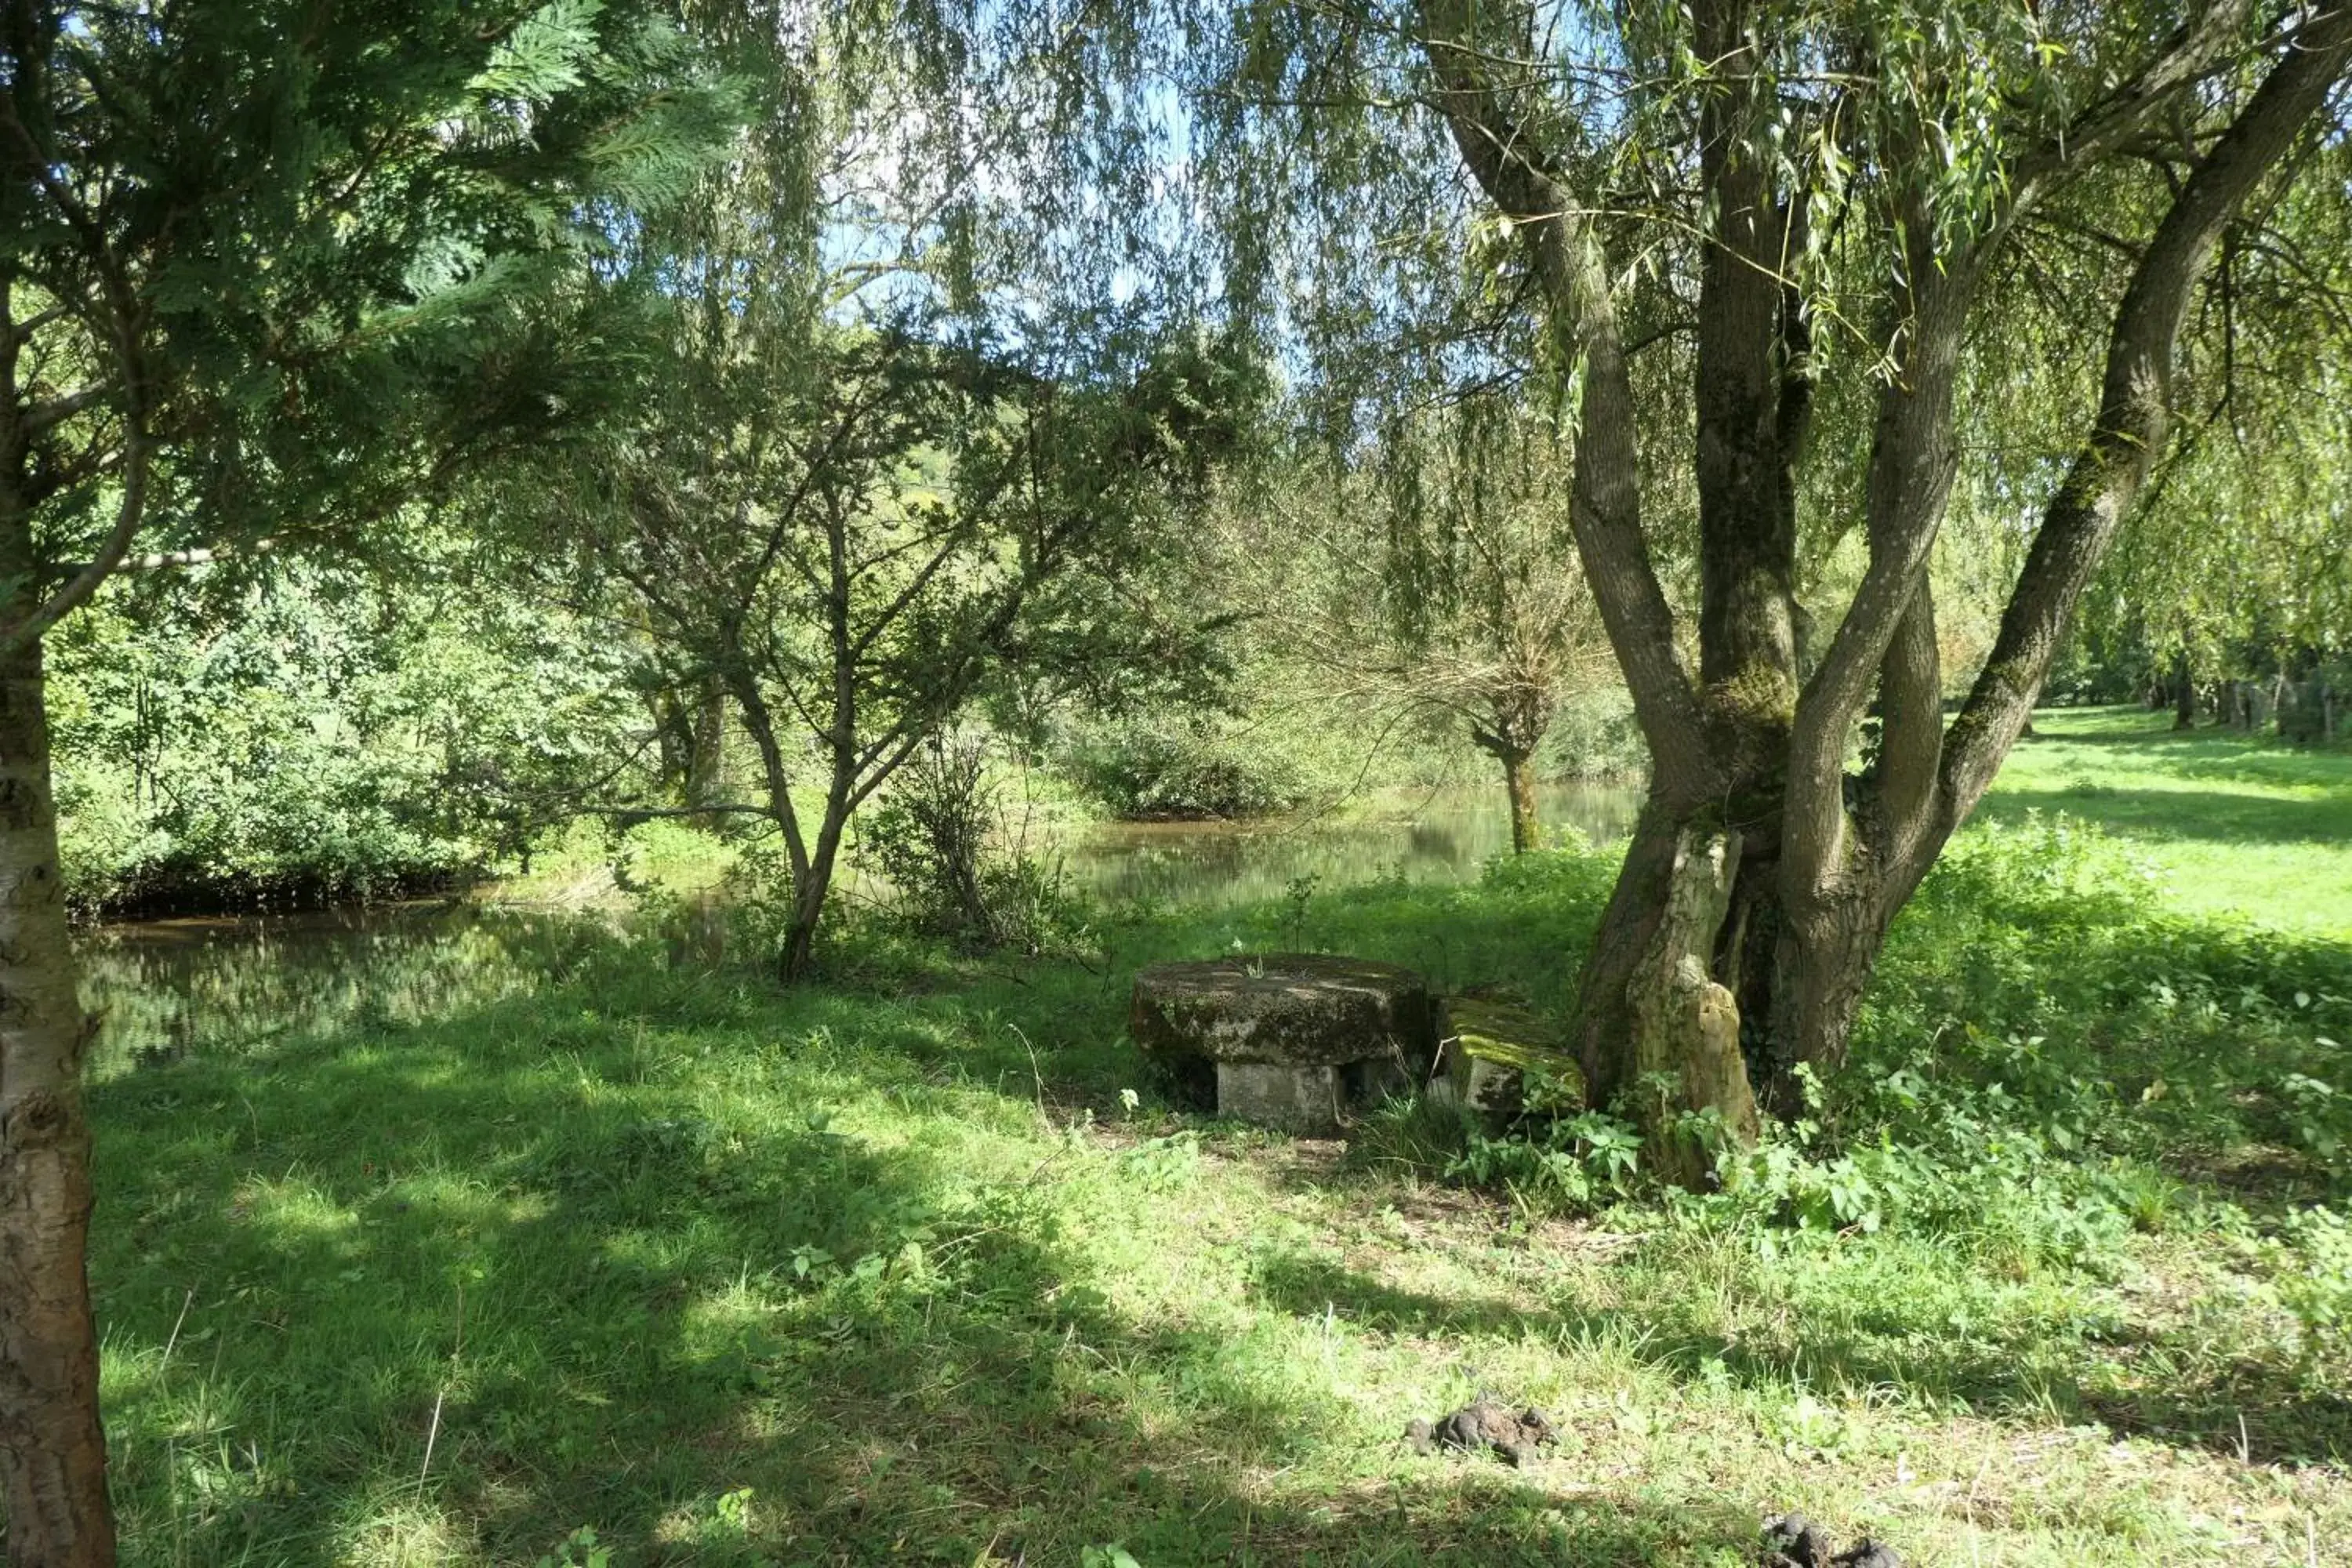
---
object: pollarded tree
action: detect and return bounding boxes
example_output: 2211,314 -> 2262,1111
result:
1163,0 -> 2352,1167
1270,401 -> 1613,851
0,3 -> 727,1559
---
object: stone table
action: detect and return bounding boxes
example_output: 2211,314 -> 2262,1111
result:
1130,953 -> 1436,1133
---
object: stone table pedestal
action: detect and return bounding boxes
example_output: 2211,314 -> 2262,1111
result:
1129,954 -> 1436,1134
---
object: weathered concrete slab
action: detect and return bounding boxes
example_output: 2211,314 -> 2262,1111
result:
1131,953 -> 1436,1129
1215,1062 -> 1345,1133
1428,996 -> 1583,1123
1131,953 -> 1436,1067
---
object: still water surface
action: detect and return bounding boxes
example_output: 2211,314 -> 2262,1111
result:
80,780 -> 1640,1076
1065,779 -> 1639,906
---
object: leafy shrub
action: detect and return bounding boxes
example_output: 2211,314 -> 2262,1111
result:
1445,1104 -> 1643,1211
1055,711 -> 1317,818
860,731 -> 1087,956
52,553 -> 643,913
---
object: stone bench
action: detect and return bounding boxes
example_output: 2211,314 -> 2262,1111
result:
1130,953 -> 1436,1134
1426,995 -> 1584,1124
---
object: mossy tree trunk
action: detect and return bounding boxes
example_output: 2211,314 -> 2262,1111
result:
1502,749 -> 1539,854
1426,0 -> 2352,1168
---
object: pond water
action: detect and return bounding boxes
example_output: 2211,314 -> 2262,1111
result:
75,905 -> 599,1081
1060,779 -> 1641,907
78,779 -> 1641,1075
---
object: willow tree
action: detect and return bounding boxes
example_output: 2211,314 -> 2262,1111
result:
1160,0 -> 2352,1161
1266,405 -> 1611,851
0,3 -> 724,1559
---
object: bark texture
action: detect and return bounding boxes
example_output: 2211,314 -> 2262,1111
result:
0,638 -> 114,1568
686,678 -> 728,814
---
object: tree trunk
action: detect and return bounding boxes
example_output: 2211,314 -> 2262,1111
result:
777,789 -> 851,985
0,636 -> 115,1568
1574,776 -> 1926,1150
2172,645 -> 2194,730
1571,801 -> 1767,1169
685,677 -> 728,816
779,879 -> 823,982
1765,878 -> 1907,1115
1501,749 -> 1539,854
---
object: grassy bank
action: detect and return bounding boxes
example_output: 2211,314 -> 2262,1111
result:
1987,706 -> 2352,933
83,715 -> 2352,1565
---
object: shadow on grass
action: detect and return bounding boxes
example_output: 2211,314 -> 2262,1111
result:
1247,1246 -> 2352,1470
83,816 -> 2352,1560
89,973 -> 1756,1567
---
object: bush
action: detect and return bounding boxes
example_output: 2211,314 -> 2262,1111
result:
50,554 -> 644,914
1054,711 -> 1318,819
860,732 -> 1087,956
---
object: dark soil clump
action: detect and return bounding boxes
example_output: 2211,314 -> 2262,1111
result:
1403,1394 -> 1557,1466
1761,1513 -> 1900,1568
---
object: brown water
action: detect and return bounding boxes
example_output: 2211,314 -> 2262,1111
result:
78,780 -> 1641,1073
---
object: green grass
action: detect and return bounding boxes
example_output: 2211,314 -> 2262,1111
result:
1984,706 -> 2352,934
82,720 -> 2352,1566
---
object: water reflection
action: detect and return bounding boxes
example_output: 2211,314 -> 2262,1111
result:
77,780 -> 1642,1069
1061,780 -> 1641,908
77,906 -> 593,1080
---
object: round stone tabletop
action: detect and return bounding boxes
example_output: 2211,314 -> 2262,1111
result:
1129,953 -> 1436,1068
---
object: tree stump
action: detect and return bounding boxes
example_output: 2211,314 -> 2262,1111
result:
1130,954 -> 1437,1133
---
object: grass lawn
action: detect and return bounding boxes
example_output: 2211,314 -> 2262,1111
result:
83,718 -> 2352,1566
1984,706 -> 2352,934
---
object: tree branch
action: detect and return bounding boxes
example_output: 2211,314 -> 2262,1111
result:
1933,1 -> 2352,851
2,413 -> 150,655
1420,0 -> 1711,792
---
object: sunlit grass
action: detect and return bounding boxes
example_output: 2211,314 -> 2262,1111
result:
82,718 -> 2352,1565
1985,705 -> 2352,933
